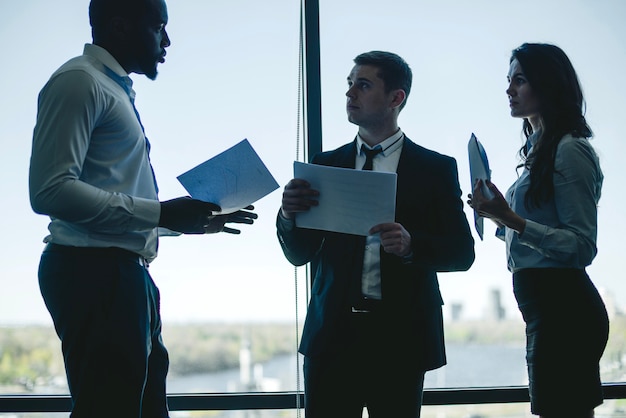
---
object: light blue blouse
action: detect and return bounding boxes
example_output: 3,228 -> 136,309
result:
499,133 -> 603,273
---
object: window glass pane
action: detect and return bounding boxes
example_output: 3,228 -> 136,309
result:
1,0 -> 625,411
317,0 -> 626,390
1,0 -> 304,396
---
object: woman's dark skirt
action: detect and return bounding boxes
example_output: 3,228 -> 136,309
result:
513,268 -> 609,416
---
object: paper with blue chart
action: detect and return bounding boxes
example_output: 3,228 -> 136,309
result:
177,139 -> 279,214
468,133 -> 494,240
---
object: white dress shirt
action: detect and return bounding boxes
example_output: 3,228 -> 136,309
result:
356,129 -> 404,299
30,44 -> 161,261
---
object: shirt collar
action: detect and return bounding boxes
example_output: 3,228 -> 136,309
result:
84,43 -> 135,97
524,129 -> 543,155
357,128 -> 404,156
528,129 -> 542,147
84,43 -> 131,76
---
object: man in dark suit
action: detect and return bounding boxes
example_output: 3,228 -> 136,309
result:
276,51 -> 475,417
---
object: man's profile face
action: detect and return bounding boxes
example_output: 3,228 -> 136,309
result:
345,65 -> 395,128
127,0 -> 170,80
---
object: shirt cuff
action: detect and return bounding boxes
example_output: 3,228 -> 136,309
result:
517,219 -> 547,248
128,197 -> 161,231
495,226 -> 505,241
277,211 -> 296,232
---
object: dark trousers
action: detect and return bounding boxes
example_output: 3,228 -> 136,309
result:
38,244 -> 169,418
303,313 -> 426,418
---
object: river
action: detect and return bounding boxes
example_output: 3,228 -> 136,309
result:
166,342 -> 528,393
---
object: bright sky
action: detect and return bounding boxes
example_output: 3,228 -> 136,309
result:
1,0 -> 625,325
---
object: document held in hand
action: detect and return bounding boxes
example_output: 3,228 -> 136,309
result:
293,161 -> 397,236
177,139 -> 279,214
468,133 -> 494,240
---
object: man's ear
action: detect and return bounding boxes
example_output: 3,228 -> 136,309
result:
109,16 -> 131,41
390,89 -> 407,110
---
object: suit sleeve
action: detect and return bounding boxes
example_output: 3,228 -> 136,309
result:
276,211 -> 325,266
276,152 -> 337,266
408,157 -> 475,272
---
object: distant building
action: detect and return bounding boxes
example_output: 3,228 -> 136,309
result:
237,337 -> 280,393
450,302 -> 463,322
239,338 -> 253,389
485,288 -> 506,321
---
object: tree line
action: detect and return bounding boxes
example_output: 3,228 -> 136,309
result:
1,317 -> 625,392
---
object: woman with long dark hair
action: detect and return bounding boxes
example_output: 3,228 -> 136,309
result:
468,43 -> 609,417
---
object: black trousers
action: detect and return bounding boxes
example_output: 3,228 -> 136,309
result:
303,312 -> 426,418
38,244 -> 169,418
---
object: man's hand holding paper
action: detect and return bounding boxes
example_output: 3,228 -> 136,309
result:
369,222 -> 412,257
169,138 -> 276,236
280,178 -> 320,220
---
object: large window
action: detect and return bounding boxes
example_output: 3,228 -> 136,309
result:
317,0 -> 626,391
2,0 -> 305,397
2,1 -> 625,416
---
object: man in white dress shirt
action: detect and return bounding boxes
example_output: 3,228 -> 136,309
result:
29,0 -> 256,416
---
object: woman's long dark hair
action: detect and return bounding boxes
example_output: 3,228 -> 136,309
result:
512,43 -> 592,209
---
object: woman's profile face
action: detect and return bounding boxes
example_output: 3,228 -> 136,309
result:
506,59 -> 541,123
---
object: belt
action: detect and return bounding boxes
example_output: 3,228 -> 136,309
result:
351,297 -> 381,314
44,243 -> 150,268
135,256 -> 150,268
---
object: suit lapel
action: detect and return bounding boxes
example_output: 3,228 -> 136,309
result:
335,138 -> 358,169
397,136 -> 423,169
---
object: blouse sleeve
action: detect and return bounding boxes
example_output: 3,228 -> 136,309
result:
517,137 -> 602,267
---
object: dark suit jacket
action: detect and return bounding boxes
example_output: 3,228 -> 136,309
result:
277,136 -> 475,371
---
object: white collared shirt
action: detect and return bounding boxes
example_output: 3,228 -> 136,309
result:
356,129 -> 404,299
29,44 -> 161,261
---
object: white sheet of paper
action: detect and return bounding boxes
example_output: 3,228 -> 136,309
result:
177,139 -> 279,214
468,133 -> 494,240
293,161 -> 397,236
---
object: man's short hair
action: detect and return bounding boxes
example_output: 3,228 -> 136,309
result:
89,0 -> 153,39
354,51 -> 412,110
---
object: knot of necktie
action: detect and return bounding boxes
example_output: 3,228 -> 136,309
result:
361,145 -> 383,171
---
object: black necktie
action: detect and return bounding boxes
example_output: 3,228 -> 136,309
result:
350,144 -> 384,312
361,144 -> 383,170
